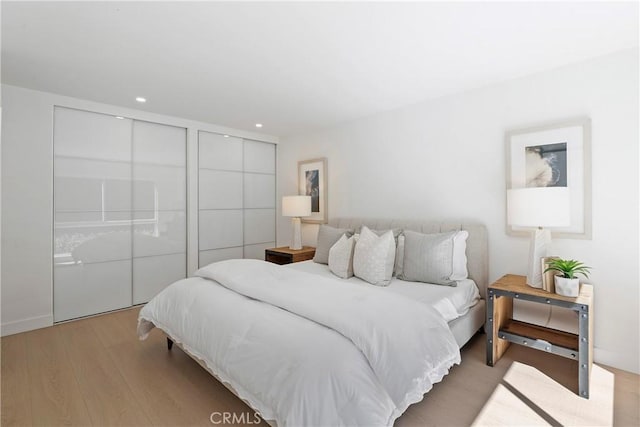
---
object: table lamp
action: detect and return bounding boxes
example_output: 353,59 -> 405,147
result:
507,187 -> 570,287
282,195 -> 312,250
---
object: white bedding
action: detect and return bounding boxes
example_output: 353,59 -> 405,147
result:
138,259 -> 462,426
287,260 -> 480,323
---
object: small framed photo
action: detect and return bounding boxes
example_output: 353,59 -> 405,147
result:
506,118 -> 591,239
298,158 -> 327,224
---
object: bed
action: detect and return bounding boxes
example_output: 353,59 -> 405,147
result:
138,218 -> 488,426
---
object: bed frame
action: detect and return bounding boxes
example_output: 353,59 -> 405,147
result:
165,217 -> 488,425
327,217 -> 489,347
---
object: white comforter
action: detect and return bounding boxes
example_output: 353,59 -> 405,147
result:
138,259 -> 460,426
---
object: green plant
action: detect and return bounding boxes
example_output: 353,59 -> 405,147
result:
544,258 -> 592,279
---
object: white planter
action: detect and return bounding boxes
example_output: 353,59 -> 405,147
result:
554,276 -> 580,297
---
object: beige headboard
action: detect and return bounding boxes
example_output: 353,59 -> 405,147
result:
328,218 -> 489,299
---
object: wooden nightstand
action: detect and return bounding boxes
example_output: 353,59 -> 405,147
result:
265,246 -> 316,265
487,274 -> 593,398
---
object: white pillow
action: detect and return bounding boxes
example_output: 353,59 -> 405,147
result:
353,226 -> 396,286
353,230 -> 404,276
451,230 -> 469,280
328,234 -> 356,279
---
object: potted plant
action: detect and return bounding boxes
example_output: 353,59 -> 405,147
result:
544,258 -> 592,297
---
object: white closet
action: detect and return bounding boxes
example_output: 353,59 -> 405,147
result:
53,107 -> 186,322
198,132 -> 276,266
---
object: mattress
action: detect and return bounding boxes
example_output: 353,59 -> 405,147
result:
286,260 -> 481,323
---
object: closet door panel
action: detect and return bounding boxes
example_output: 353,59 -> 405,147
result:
244,173 -> 275,209
55,211 -> 103,223
132,121 -> 187,304
133,254 -> 186,304
244,140 -> 275,174
53,260 -> 132,322
199,133 -> 243,171
244,209 -> 275,245
132,164 -> 186,211
199,247 -> 244,268
55,157 -> 132,181
104,211 -> 132,221
198,131 -> 247,264
244,242 -> 274,260
54,108 -> 132,161
54,159 -> 132,212
199,210 -> 243,250
133,121 -> 186,166
242,140 -> 276,256
53,108 -> 134,301
133,211 -> 186,257
54,176 -> 103,212
54,222 -> 132,265
133,121 -> 186,213
104,178 -> 133,212
199,170 -> 243,210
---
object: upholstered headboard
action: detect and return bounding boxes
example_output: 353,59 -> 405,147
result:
328,218 -> 489,299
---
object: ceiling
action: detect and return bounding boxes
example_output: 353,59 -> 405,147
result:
2,1 -> 638,137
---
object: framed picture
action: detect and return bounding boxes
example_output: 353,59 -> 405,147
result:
298,158 -> 328,224
506,118 -> 591,239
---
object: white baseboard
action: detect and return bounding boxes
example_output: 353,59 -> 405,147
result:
594,346 -> 639,374
1,314 -> 53,336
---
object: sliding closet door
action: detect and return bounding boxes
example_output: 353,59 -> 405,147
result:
198,132 -> 244,266
54,108 -> 187,320
54,107 -> 133,321
243,140 -> 276,259
132,121 -> 187,304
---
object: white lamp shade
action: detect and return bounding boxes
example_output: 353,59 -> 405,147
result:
507,187 -> 570,228
282,195 -> 311,217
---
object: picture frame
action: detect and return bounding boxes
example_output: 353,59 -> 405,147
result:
506,118 -> 592,239
298,157 -> 328,224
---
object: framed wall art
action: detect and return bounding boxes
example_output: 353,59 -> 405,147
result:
298,158 -> 327,224
506,118 -> 591,239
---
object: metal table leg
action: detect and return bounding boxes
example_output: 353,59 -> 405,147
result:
486,290 -> 494,366
578,305 -> 590,398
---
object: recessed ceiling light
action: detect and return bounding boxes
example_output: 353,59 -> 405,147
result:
255,123 -> 263,128
115,116 -> 124,120
135,97 -> 146,103
223,134 -> 229,138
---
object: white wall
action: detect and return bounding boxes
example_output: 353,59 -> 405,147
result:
277,49 -> 639,373
0,84 -> 277,335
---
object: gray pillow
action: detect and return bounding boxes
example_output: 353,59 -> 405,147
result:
313,225 -> 354,264
399,230 -> 468,286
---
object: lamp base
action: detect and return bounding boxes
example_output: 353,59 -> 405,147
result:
526,227 -> 551,288
289,217 -> 302,250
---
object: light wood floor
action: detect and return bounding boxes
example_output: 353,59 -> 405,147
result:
2,307 -> 638,426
